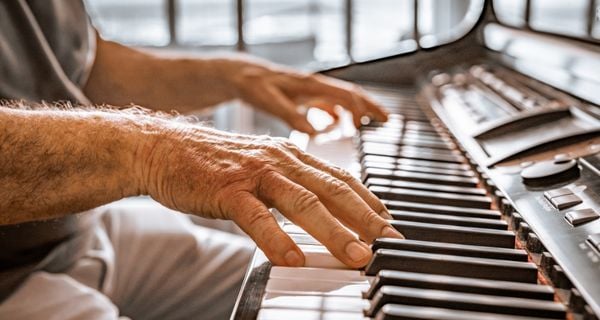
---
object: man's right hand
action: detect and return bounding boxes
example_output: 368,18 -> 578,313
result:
138,123 -> 404,268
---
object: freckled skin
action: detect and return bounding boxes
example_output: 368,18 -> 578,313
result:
0,36 -> 402,268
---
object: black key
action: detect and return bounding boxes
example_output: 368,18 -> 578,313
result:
363,168 -> 479,188
361,147 -> 464,164
389,220 -> 515,248
365,270 -> 554,300
364,161 -> 474,177
365,249 -> 538,282
363,142 -> 462,157
360,135 -> 453,150
365,178 -> 485,196
370,186 -> 491,209
388,211 -> 507,229
362,156 -> 470,171
367,286 -> 566,318
372,239 -> 526,261
383,200 -> 501,219
360,130 -> 450,144
374,304 -> 558,320
360,131 -> 453,143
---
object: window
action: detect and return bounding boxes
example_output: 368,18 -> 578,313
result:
178,0 -> 237,47
530,0 -> 589,38
84,0 -> 485,134
494,0 -> 600,42
492,0 -> 527,27
419,0 -> 483,48
85,0 -> 169,46
594,3 -> 600,39
87,0 -> 484,66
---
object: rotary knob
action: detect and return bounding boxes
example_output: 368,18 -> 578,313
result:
520,155 -> 580,186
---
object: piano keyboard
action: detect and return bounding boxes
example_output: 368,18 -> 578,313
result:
235,87 -> 570,320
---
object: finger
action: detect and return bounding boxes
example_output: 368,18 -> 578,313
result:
304,100 -> 340,121
353,88 -> 389,122
258,171 -> 373,268
256,84 -> 316,134
227,191 -> 304,267
277,158 -> 403,243
297,152 -> 392,219
292,75 -> 388,124
271,140 -> 393,220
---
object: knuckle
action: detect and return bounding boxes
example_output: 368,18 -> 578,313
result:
327,226 -> 350,243
273,138 -> 302,155
361,210 -> 383,226
293,190 -> 321,212
335,167 -> 356,183
245,210 -> 272,231
263,143 -> 293,159
324,177 -> 352,198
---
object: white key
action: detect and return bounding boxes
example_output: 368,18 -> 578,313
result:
283,224 -> 307,234
261,294 -> 369,312
269,266 -> 368,283
265,278 -> 368,297
299,245 -> 347,269
257,308 -> 366,320
290,233 -> 321,245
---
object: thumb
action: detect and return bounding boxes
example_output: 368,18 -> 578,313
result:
260,85 -> 317,134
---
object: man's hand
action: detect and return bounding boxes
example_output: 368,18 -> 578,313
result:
85,39 -> 388,134
0,105 -> 402,268
139,124 -> 403,268
224,59 -> 389,133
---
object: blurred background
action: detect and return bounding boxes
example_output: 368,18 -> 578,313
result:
84,0 -> 478,137
83,0 -> 592,137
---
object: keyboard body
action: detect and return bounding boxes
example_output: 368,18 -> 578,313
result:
232,2 -> 600,319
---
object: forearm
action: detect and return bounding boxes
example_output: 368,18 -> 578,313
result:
84,38 -> 240,113
0,104 -> 151,225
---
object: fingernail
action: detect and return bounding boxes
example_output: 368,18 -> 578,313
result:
381,226 -> 405,239
284,250 -> 304,267
379,209 -> 393,220
345,241 -> 371,262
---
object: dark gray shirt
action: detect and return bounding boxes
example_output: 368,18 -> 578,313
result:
0,0 -> 97,299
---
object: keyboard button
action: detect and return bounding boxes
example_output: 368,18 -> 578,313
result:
365,270 -> 554,300
366,286 -> 566,318
565,208 -> 599,226
365,249 -> 538,283
371,238 -> 526,261
588,234 -> 600,252
550,194 -> 582,210
389,220 -> 516,248
543,187 -> 572,200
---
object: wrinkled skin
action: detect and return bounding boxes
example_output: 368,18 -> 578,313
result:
140,125 -> 403,268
